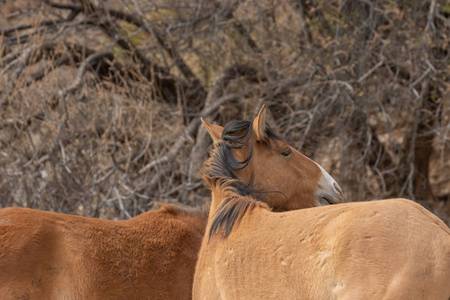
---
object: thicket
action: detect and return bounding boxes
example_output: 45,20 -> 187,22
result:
1,0 -> 449,222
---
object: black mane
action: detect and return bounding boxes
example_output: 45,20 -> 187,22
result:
203,118 -> 282,239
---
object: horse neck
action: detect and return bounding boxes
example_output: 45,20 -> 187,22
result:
209,187 -> 225,220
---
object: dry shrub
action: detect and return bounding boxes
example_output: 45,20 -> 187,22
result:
1,0 -> 449,223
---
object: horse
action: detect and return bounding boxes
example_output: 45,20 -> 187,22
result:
0,105 -> 344,299
193,110 -> 450,299
0,203 -> 207,299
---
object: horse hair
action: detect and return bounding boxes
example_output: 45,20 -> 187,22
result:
202,119 -> 282,239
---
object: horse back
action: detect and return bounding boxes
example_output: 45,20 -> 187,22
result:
0,206 -> 207,299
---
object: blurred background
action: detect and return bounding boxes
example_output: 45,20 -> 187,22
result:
1,0 -> 449,223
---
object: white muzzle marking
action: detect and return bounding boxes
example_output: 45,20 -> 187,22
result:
314,162 -> 345,205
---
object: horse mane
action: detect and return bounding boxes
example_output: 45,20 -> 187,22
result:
209,190 -> 270,239
202,119 -> 281,238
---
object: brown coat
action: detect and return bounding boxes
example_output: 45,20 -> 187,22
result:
194,197 -> 450,299
0,204 -> 207,300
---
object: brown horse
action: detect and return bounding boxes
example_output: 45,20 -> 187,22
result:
193,114 -> 450,299
0,106 -> 343,299
0,204 -> 207,300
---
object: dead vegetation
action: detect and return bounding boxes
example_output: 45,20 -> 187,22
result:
1,0 -> 449,222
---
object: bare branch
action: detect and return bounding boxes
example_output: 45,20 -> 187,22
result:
425,0 -> 437,33
108,4 -> 207,109
138,92 -> 240,175
357,60 -> 384,83
57,51 -> 114,99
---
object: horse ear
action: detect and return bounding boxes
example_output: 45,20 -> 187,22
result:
201,118 -> 223,143
252,104 -> 267,141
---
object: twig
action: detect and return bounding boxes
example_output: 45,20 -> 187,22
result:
1,46 -> 33,76
328,80 -> 354,93
132,113 -> 153,163
411,68 -> 431,87
0,48 -> 23,68
114,187 -> 132,219
425,0 -> 436,33
2,19 -> 63,36
45,1 -> 82,11
112,2 -> 206,104
357,60 -> 384,83
297,0 -> 312,43
138,93 -> 240,175
59,141 -> 72,174
30,53 -> 71,81
57,51 -> 113,98
2,23 -> 74,86
0,118 -> 25,130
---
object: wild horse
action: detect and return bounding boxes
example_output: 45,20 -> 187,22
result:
194,107 -> 450,300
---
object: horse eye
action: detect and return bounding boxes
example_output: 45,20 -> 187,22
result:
281,149 -> 291,157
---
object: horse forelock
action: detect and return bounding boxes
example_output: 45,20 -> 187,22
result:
202,119 -> 282,239
202,120 -> 253,192
202,119 -> 282,192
